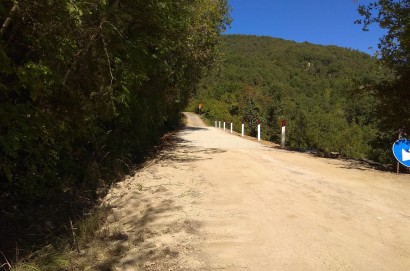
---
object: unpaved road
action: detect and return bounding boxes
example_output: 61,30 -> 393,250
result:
85,112 -> 410,270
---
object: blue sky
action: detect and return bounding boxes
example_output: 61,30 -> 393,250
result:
224,0 -> 386,55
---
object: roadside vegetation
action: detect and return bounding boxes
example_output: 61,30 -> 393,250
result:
189,35 -> 389,161
190,0 -> 409,166
0,0 -> 229,268
1,0 -> 409,269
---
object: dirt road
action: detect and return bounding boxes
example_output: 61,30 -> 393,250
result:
90,112 -> 410,270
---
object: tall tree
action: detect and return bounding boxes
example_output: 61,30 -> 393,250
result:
356,0 -> 410,162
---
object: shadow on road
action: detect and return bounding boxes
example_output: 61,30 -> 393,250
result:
87,125 -> 221,270
183,126 -> 208,131
147,129 -> 226,166
93,197 -> 182,270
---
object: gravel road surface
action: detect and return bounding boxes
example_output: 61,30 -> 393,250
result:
87,112 -> 410,271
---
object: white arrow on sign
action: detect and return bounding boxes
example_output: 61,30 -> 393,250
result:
402,149 -> 410,161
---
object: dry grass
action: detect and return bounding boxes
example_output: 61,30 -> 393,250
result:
4,206 -> 112,271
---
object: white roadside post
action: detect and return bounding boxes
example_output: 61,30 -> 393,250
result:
257,120 -> 261,141
230,122 -> 233,133
281,119 -> 286,148
223,121 -> 226,131
241,122 -> 245,137
215,121 -> 217,128
219,121 -> 221,129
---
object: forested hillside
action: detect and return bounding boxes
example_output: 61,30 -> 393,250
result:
0,0 -> 229,260
190,35 -> 392,161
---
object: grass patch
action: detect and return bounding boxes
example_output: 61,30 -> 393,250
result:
3,206 -> 110,271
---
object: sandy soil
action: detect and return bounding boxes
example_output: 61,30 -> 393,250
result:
85,112 -> 410,271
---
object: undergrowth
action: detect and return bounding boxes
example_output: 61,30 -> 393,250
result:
1,118 -> 186,271
1,206 -> 109,271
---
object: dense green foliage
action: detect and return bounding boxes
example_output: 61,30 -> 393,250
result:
357,0 -> 410,162
0,1 -> 229,203
190,35 -> 391,160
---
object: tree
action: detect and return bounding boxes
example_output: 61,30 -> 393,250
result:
357,0 -> 410,72
0,0 -> 230,202
0,0 -> 231,261
190,35 -> 382,159
356,0 -> 410,162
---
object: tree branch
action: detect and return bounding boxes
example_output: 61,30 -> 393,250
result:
100,27 -> 115,87
63,30 -> 100,85
1,2 -> 19,38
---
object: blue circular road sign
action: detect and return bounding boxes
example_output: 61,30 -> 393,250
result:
392,139 -> 410,167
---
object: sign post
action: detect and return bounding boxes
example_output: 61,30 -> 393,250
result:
393,129 -> 409,174
198,103 -> 202,115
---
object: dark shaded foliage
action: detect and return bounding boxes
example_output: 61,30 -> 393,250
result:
0,0 -> 229,259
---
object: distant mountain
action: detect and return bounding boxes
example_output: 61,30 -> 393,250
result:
190,34 -> 386,160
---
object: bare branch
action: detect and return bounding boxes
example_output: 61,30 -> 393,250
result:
63,31 -> 100,85
0,250 -> 12,269
100,29 -> 115,87
1,1 -> 19,38
70,219 -> 80,253
103,21 -> 124,39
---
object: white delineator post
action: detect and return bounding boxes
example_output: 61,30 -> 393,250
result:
230,122 -> 233,133
218,121 -> 221,128
215,121 -> 217,127
281,119 -> 286,148
241,122 -> 244,137
257,120 -> 261,141
223,121 -> 226,131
